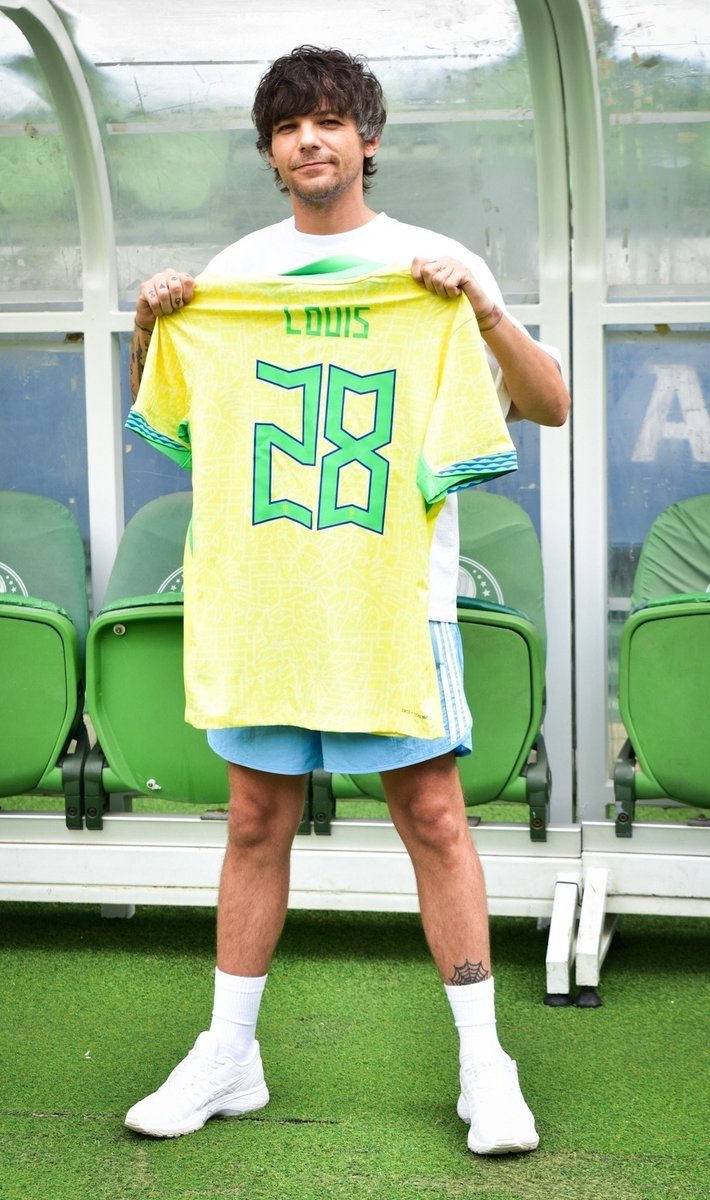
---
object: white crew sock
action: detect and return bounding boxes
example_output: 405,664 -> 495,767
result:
209,967 -> 268,1063
444,976 -> 510,1066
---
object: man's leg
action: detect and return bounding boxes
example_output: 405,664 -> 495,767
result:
217,764 -> 309,975
125,766 -> 307,1138
381,753 -> 539,1155
381,753 -> 490,981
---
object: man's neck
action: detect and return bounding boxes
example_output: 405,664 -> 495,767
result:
292,197 -> 379,236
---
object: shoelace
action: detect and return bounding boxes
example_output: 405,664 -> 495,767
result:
461,1059 -> 518,1098
169,1049 -> 227,1094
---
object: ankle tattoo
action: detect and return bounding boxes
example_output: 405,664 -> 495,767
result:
448,959 -> 491,986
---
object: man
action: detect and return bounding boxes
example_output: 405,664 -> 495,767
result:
125,46 -> 569,1154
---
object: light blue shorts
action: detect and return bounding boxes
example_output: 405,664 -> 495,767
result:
206,621 -> 472,775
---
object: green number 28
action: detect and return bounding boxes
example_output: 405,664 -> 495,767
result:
253,361 -> 395,534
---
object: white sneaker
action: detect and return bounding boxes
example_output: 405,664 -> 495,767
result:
457,1057 -> 539,1155
125,1032 -> 269,1138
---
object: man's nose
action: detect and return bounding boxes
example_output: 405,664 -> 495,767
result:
298,119 -> 321,147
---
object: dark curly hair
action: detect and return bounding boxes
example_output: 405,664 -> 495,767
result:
251,46 -> 387,192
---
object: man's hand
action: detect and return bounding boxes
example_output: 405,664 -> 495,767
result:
136,269 -> 196,330
411,256 -> 492,317
411,256 -> 569,427
130,269 -> 195,401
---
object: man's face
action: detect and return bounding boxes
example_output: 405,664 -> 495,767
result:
267,109 -> 379,205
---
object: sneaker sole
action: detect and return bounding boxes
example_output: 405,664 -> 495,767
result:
467,1131 -> 539,1155
125,1083 -> 270,1139
457,1095 -> 539,1156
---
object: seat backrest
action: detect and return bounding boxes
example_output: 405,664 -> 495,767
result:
620,494 -> 710,809
0,490 -> 88,647
331,493 -> 547,811
621,602 -> 710,808
456,489 -> 546,651
88,491 -> 230,803
0,492 -> 87,795
632,493 -> 710,606
102,491 -> 192,607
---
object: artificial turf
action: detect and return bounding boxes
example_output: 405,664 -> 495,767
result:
0,899 -> 707,1200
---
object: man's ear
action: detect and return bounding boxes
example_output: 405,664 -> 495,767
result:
363,135 -> 381,160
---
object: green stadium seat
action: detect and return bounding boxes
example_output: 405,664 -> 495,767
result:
614,493 -> 710,835
322,491 -> 550,840
85,490 -> 549,838
0,490 -> 88,803
84,492 -> 229,823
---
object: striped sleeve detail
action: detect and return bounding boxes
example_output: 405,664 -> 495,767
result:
417,448 -> 518,507
125,410 -> 192,470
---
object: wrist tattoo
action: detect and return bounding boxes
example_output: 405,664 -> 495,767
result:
448,958 -> 491,986
476,303 -> 503,333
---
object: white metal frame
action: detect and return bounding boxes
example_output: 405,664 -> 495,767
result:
1,0 -> 129,602
0,810 -> 584,996
516,0 -> 574,824
1,0 -> 576,821
544,0 -> 710,819
544,2 -> 710,988
0,814 -> 581,913
2,1 -> 709,1000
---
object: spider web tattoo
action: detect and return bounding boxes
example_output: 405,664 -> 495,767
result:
448,959 -> 490,986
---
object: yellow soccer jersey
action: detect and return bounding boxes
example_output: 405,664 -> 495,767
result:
127,267 -> 517,737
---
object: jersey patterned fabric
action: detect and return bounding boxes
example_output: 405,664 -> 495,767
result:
204,213 -> 533,624
127,266 -> 517,739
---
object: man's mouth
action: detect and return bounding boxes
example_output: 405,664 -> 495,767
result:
295,159 -> 333,170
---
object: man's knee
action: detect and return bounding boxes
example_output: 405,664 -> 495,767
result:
385,767 -> 468,853
225,765 -> 305,851
407,793 -> 468,847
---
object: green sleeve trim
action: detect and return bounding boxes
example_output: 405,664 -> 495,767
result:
125,411 -> 192,470
418,449 -> 518,508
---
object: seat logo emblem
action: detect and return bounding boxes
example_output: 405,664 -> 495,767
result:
457,557 -> 504,603
0,562 -> 28,596
157,567 -> 184,593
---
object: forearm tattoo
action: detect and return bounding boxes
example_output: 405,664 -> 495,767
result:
448,958 -> 491,986
129,325 -> 152,401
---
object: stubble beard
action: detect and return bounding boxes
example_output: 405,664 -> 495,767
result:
290,179 -> 347,205
283,160 -> 361,207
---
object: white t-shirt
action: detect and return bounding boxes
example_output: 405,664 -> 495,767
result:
205,212 -> 538,620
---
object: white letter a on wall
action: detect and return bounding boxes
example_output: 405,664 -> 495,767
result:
632,366 -> 710,463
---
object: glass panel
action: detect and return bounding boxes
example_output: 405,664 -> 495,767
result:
0,15 -> 82,309
0,335 -> 89,542
483,419 -> 541,534
374,52 -> 539,304
63,0 -> 538,306
480,326 -> 541,537
595,0 -> 710,299
606,325 -> 710,767
120,335 -> 192,521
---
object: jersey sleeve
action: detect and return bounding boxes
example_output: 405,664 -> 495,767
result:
417,308 -> 518,508
125,317 -> 192,469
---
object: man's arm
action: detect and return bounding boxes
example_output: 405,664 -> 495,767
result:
411,256 -> 569,428
129,268 -> 195,401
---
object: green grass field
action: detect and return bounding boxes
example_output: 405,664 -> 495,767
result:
1,896 -> 708,1200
